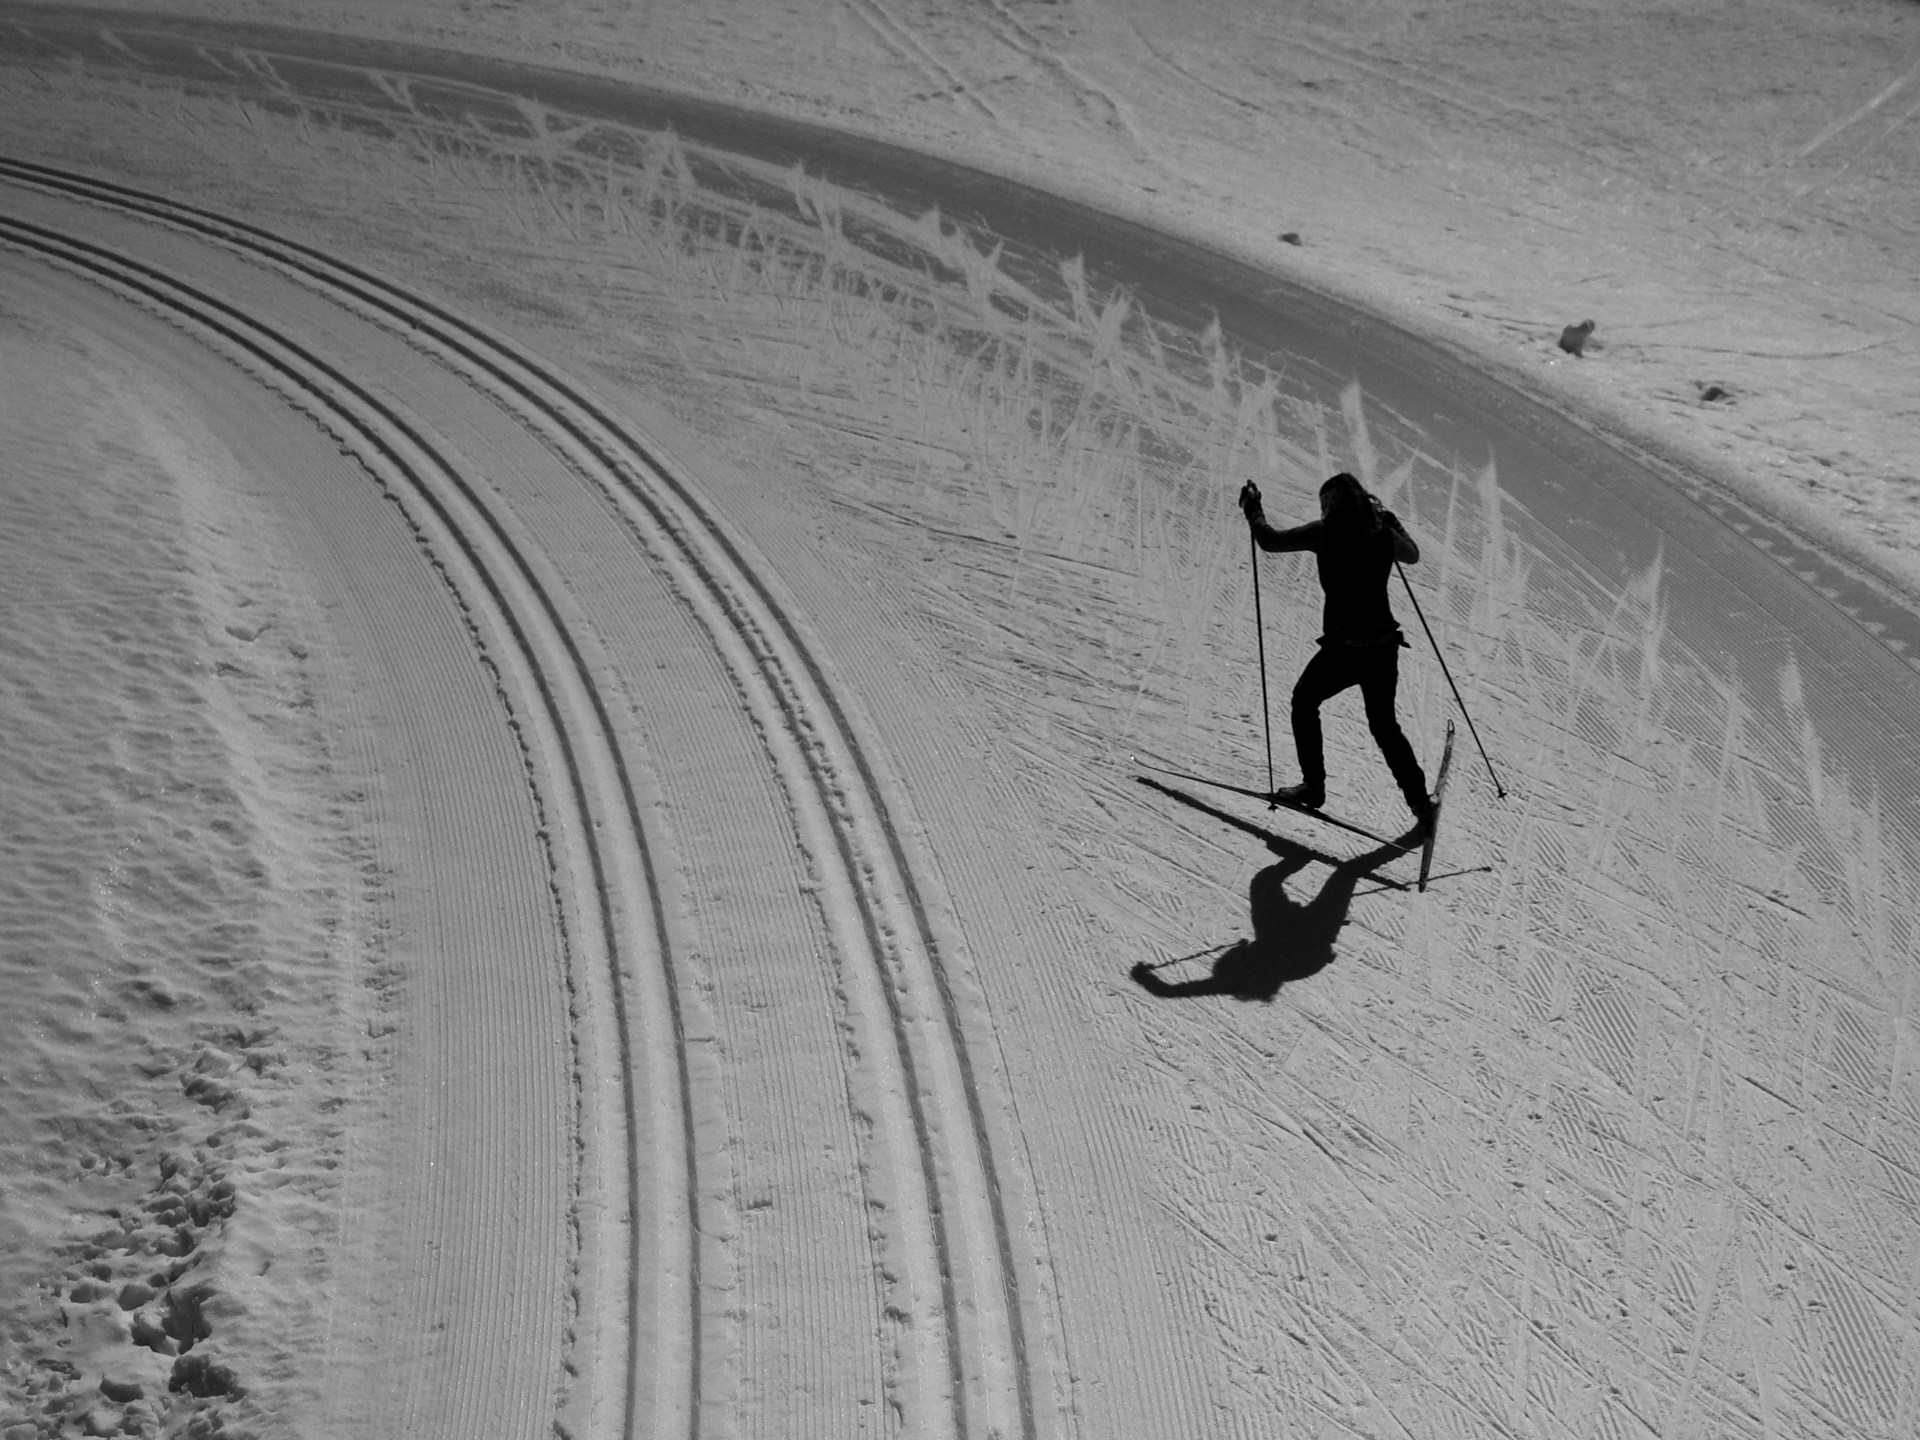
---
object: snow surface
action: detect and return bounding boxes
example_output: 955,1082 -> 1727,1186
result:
45,0 -> 1920,599
2,3 -> 1918,1439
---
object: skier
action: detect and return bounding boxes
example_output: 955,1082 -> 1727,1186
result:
1239,472 -> 1434,835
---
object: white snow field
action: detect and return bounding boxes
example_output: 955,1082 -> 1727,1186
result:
2,5 -> 1917,1440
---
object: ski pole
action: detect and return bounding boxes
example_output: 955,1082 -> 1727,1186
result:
1396,561 -> 1507,798
1146,941 -> 1235,972
1250,519 -> 1275,796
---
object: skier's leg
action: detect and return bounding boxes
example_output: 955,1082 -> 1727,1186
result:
1285,648 -> 1352,804
1358,646 -> 1430,819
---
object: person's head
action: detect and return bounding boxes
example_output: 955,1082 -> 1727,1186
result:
1319,472 -> 1379,533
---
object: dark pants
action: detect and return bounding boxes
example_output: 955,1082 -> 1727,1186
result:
1292,642 -> 1428,806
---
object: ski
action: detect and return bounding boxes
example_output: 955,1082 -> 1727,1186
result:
1417,720 -> 1458,892
1132,756 -> 1416,853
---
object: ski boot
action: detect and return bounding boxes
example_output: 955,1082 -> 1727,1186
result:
1270,780 -> 1326,811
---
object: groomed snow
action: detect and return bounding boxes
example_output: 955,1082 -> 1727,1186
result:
44,0 -> 1920,600
2,4 -> 1918,1439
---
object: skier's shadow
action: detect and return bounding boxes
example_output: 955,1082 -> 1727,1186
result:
1131,831 -> 1402,1003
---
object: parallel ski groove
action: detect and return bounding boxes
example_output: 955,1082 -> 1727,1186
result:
0,156 -> 1037,1440
0,204 -> 682,1439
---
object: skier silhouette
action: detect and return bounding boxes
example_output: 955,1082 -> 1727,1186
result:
1240,472 -> 1433,834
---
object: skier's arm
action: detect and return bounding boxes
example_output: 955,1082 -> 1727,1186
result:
1252,516 -> 1319,553
1239,481 -> 1318,553
1384,510 -> 1419,564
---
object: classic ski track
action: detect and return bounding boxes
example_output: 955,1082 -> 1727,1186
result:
0,158 -> 1036,1440
0,199 -> 682,1439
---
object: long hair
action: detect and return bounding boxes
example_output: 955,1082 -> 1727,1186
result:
1319,472 -> 1381,537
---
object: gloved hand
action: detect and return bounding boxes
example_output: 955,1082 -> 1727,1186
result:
1238,480 -> 1264,524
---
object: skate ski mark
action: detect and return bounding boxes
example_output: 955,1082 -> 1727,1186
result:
842,0 -> 1000,119
968,0 -> 1150,149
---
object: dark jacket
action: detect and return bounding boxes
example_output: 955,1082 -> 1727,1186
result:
1252,509 -> 1418,647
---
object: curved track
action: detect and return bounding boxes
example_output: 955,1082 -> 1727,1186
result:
8,14 -> 1920,1440
0,158 -> 1035,1439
